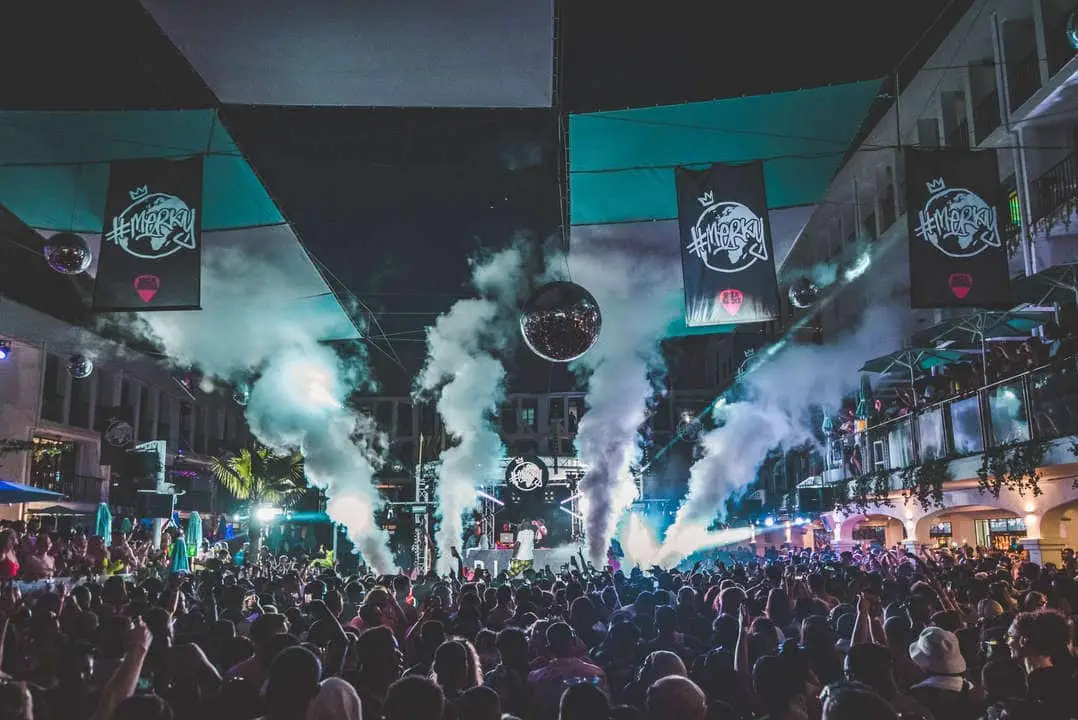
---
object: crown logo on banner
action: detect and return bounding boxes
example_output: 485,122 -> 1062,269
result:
128,186 -> 149,202
925,178 -> 947,194
697,191 -> 715,207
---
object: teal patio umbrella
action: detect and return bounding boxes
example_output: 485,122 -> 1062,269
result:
170,536 -> 190,574
94,503 -> 112,547
187,512 -> 202,558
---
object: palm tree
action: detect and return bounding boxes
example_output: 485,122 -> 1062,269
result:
210,445 -> 305,560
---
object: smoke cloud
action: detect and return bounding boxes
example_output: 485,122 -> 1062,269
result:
417,243 -> 530,574
114,244 -> 394,573
657,298 -> 908,565
569,244 -> 682,565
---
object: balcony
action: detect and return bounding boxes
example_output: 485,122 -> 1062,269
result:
973,89 -> 1000,144
1030,151 -> 1078,230
1008,51 -> 1041,110
866,354 -> 1078,475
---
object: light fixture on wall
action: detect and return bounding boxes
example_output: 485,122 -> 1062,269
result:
0,340 -> 11,360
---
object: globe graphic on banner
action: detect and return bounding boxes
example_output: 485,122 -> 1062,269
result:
520,282 -> 602,363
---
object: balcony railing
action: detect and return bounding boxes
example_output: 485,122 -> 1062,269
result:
973,89 -> 1000,144
31,474 -> 106,503
866,354 -> 1078,473
1008,51 -> 1041,110
1030,151 -> 1078,229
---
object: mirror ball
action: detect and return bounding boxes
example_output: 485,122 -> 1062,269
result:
520,281 -> 602,363
44,232 -> 92,275
788,277 -> 821,309
67,354 -> 94,379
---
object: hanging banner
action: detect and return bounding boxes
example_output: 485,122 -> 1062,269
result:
675,162 -> 779,327
905,148 -> 1012,309
98,407 -> 134,467
93,156 -> 203,312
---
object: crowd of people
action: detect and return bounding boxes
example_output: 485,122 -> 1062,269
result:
0,523 -> 1073,720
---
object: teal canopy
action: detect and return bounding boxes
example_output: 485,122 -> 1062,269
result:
0,109 -> 360,341
95,503 -> 112,547
0,110 -> 283,233
568,80 -> 883,226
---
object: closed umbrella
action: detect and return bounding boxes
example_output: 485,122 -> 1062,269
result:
95,503 -> 112,547
170,536 -> 190,574
187,512 -> 202,558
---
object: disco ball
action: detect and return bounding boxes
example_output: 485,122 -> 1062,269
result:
233,386 -> 249,406
67,354 -> 94,379
44,232 -> 92,275
520,281 -> 601,363
788,277 -> 821,309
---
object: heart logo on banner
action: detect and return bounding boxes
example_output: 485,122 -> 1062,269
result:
134,274 -> 161,303
948,273 -> 973,300
719,288 -> 744,315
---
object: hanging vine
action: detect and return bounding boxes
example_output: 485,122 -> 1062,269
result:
900,458 -> 950,512
976,439 -> 1048,498
840,469 -> 894,515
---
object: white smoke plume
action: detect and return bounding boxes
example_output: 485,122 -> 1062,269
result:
417,243 -> 530,574
657,299 -> 909,566
115,244 -> 394,573
569,244 -> 682,566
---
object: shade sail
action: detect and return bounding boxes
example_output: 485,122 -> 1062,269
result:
141,0 -> 554,108
0,481 -> 64,504
568,80 -> 883,226
0,110 -> 359,341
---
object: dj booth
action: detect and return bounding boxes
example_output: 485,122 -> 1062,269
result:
464,546 -> 577,575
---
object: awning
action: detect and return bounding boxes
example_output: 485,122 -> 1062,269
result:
911,309 -> 1051,349
1012,261 -> 1078,307
27,504 -> 92,517
0,109 -> 359,341
0,481 -> 64,504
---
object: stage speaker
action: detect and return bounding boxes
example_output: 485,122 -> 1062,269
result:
136,492 -> 174,519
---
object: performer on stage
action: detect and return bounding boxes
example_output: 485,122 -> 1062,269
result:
463,511 -> 484,550
530,518 -> 548,547
509,518 -> 536,576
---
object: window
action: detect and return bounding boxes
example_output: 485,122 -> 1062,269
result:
157,395 -> 172,443
1008,189 -> 1021,226
138,385 -> 155,440
500,404 -> 519,434
41,354 -> 65,422
567,396 -> 584,434
988,517 -> 1026,533
519,399 -> 537,431
179,402 -> 193,448
929,522 -> 953,537
195,407 -> 208,454
375,401 -> 393,429
70,374 -> 91,428
396,402 -> 414,438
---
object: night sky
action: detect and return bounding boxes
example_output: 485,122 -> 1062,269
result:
0,0 -> 956,389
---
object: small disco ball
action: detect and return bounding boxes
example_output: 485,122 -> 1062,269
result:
520,281 -> 602,363
788,277 -> 821,309
1068,9 -> 1078,50
233,386 -> 249,406
44,232 -> 92,275
67,354 -> 94,379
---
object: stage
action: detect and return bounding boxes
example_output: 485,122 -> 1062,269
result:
464,545 -> 580,575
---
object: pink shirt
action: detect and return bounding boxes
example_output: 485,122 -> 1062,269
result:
527,658 -> 607,720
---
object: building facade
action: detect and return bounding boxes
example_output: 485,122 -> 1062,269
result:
772,0 -> 1078,563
